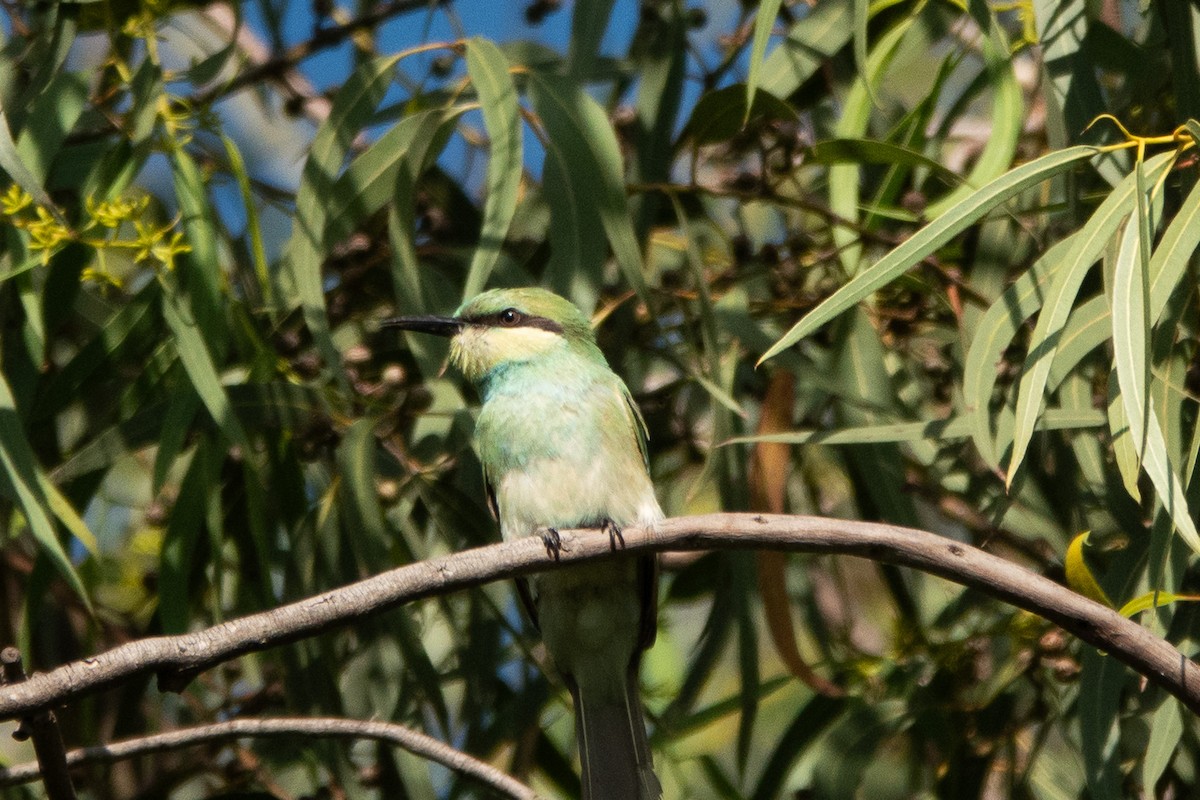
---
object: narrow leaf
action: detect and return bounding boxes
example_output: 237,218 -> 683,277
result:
529,73 -> 649,307
463,38 -> 522,298
1064,531 -> 1113,607
760,145 -> 1097,364
746,0 -> 784,120
160,274 -> 250,451
283,55 -> 402,384
1006,151 -> 1174,484
0,372 -> 89,603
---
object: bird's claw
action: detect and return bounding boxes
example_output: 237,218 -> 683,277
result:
540,527 -> 562,560
602,518 -> 625,551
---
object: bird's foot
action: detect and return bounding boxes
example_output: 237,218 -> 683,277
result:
601,518 -> 625,551
540,527 -> 562,560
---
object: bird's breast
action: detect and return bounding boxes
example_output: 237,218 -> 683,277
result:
476,374 -> 661,540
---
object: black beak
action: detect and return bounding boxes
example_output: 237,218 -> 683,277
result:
381,316 -> 464,337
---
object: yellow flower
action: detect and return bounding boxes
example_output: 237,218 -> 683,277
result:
150,230 -> 191,271
132,220 -> 191,271
1,184 -> 33,216
86,195 -> 149,228
26,207 -> 71,263
81,267 -> 124,290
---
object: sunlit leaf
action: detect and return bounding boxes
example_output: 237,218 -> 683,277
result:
1064,531 -> 1113,607
1006,151 -> 1174,485
745,0 -> 784,120
759,145 -> 1097,365
463,37 -> 522,299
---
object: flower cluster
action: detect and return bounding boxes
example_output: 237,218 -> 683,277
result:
0,185 -> 192,286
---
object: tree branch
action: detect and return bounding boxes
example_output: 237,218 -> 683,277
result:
0,514 -> 1197,719
193,0 -> 447,107
0,717 -> 537,799
0,648 -> 77,800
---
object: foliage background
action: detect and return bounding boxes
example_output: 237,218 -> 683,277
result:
2,0 -> 1200,798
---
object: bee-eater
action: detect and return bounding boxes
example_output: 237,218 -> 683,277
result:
384,287 -> 662,800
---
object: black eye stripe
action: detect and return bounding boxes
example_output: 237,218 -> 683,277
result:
464,311 -> 563,334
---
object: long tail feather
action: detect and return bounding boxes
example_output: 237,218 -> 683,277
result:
572,669 -> 661,800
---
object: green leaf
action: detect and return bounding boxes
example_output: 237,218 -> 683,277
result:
169,145 -> 227,356
15,69 -> 89,184
1142,697 -> 1184,793
807,137 -> 964,187
1045,295 -> 1110,391
1118,591 -> 1200,618
745,0 -> 784,121
725,407 -> 1103,447
962,236 -> 1071,467
0,371 -> 90,604
828,19 -> 912,274
1148,168 -> 1200,324
1107,372 -> 1141,503
0,107 -> 61,219
220,133 -> 273,311
159,436 -> 214,634
1079,648 -> 1124,800
463,38 -> 522,299
282,54 -> 402,385
160,273 -> 250,451
153,388 -> 200,495
335,418 -> 389,549
924,11 -> 1023,218
325,107 -> 460,251
760,145 -> 1097,364
760,0 -> 851,98
1110,174 -> 1155,472
1006,151 -> 1174,485
566,0 -> 614,78
681,84 -> 798,147
528,72 -> 649,309
386,110 -> 461,375
750,695 -> 845,800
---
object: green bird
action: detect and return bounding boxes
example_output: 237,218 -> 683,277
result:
384,288 -> 662,800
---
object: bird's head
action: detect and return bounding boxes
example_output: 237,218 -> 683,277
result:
382,288 -> 599,383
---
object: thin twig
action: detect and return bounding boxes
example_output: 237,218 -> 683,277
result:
0,716 -> 537,799
0,514 -> 1198,719
192,0 -> 446,107
0,648 -> 78,800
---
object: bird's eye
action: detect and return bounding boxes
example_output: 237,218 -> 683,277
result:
499,308 -> 522,326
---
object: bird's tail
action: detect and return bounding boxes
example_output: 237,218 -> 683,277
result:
571,666 -> 662,800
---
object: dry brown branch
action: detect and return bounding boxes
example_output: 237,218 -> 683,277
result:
0,514 -> 1197,721
0,648 -> 77,800
0,716 -> 537,799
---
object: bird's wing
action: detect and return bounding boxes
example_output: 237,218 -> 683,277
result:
482,464 -> 500,521
620,382 -> 651,470
482,460 -> 541,629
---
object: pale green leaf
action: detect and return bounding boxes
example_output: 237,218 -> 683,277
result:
746,0 -> 784,121
828,19 -> 912,274
1148,168 -> 1200,324
962,236 -> 1072,467
725,407 -> 1103,446
464,38 -> 523,299
1006,151 -> 1174,485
